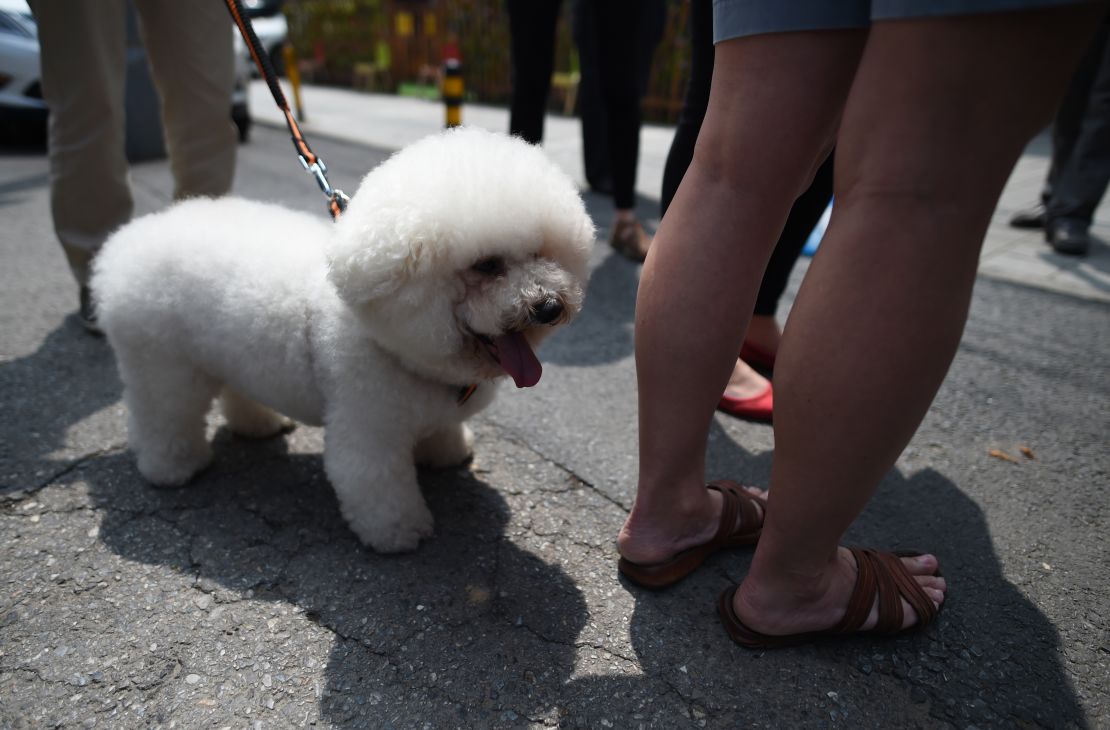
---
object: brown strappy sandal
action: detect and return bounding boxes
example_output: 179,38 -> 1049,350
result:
618,480 -> 767,590
717,548 -> 942,649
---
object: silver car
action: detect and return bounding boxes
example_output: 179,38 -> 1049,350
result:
0,0 -> 46,132
0,0 -> 252,144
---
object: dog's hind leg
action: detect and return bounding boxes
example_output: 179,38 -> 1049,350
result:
414,424 -> 474,469
116,352 -> 219,487
220,388 -> 292,438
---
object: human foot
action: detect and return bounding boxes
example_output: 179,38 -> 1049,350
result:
721,547 -> 945,648
609,218 -> 652,262
722,358 -> 770,401
618,481 -> 767,589
718,359 -> 774,422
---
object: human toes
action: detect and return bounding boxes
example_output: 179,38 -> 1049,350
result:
893,555 -> 946,628
851,552 -> 945,631
902,553 -> 939,576
916,574 -> 947,607
920,586 -> 946,605
917,574 -> 946,592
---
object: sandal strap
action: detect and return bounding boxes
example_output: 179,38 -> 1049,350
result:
832,548 -> 938,636
707,481 -> 740,544
884,551 -> 939,629
707,480 -> 764,544
872,551 -> 906,634
736,492 -> 762,535
833,547 -> 878,634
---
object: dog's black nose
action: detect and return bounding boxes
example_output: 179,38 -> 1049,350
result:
532,298 -> 564,325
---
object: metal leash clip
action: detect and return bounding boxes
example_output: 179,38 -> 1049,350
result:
298,155 -> 349,218
226,0 -> 348,220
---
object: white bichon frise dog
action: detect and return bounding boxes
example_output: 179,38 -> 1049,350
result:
91,128 -> 594,552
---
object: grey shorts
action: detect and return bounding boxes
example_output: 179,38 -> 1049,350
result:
713,0 -> 1090,42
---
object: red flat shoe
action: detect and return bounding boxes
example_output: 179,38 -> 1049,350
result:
739,340 -> 776,372
717,382 -> 773,422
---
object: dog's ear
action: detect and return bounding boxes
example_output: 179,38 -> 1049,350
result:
326,224 -> 428,305
328,240 -> 401,304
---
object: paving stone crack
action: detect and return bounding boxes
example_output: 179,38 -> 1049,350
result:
30,444 -> 127,492
482,417 -> 631,513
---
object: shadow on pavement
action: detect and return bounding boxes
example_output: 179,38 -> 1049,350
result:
34,374 -> 1087,729
79,429 -> 589,727
0,320 -> 122,492
542,251 -> 639,368
15,320 -> 1087,728
540,189 -> 656,369
1037,234 -> 1110,296
596,442 -> 1086,728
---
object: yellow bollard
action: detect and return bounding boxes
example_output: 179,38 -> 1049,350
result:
443,58 -> 462,128
282,43 -> 306,122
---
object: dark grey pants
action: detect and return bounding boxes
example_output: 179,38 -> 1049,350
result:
1045,15 -> 1110,229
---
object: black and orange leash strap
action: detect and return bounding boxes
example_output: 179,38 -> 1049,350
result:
224,0 -> 349,220
225,0 -> 479,405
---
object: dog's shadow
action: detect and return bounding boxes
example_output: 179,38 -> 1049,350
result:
30,402 -> 1089,728
78,424 -> 590,726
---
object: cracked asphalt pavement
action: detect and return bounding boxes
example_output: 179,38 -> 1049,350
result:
2,126 -> 1108,728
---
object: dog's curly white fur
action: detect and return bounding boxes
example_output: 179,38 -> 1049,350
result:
91,128 -> 594,552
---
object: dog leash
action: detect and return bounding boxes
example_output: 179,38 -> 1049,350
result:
224,1 -> 480,406
224,0 -> 349,220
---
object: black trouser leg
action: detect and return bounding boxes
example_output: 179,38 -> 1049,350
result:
585,0 -> 643,210
1047,19 -> 1110,227
507,0 -> 562,144
754,153 -> 834,317
661,0 -> 713,216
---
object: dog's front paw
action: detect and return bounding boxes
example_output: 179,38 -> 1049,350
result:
135,442 -> 213,488
414,424 -> 474,469
342,498 -> 435,553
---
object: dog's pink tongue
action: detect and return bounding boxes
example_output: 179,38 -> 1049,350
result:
494,332 -> 542,388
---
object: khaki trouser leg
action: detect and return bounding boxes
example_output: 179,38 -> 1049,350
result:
29,0 -> 132,287
134,0 -> 237,200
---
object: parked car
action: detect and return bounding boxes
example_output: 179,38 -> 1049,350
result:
0,0 -> 46,138
0,0 -> 252,145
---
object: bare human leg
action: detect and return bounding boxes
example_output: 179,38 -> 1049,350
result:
734,6 -> 1103,638
617,30 -> 867,566
744,314 -> 781,361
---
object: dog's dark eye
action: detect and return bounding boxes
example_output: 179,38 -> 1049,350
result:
471,256 -> 506,276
